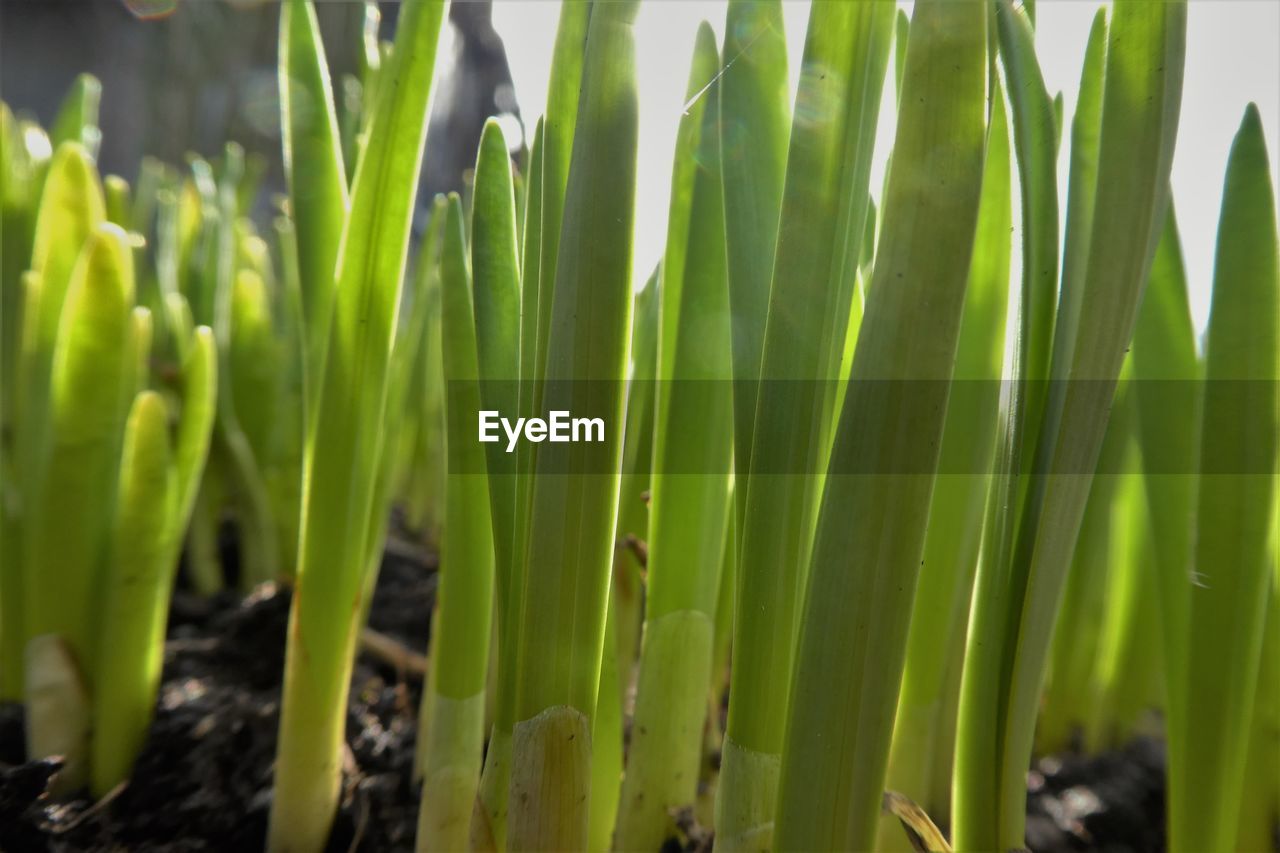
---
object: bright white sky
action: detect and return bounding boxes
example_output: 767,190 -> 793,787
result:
492,1 -> 1280,336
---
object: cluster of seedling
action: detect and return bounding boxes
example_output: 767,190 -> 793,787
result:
0,0 -> 1276,851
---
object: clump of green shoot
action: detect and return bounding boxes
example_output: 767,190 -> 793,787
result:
953,1 -> 1185,847
472,6 -> 591,842
718,4 -> 894,846
268,0 -> 447,848
504,2 -> 638,849
775,0 -> 988,847
0,81 -> 219,795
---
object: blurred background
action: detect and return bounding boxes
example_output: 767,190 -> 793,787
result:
0,0 -> 521,221
2,0 -> 1278,334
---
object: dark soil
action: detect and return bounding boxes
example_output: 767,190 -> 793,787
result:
0,540 -> 436,853
1025,737 -> 1167,853
0,529 -> 1172,853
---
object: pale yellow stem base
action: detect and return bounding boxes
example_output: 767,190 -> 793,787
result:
25,634 -> 90,795
471,726 -> 512,852
614,610 -> 713,851
713,735 -> 780,853
508,705 -> 592,852
416,691 -> 485,852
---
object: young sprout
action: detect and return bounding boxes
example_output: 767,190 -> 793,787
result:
467,117 -> 523,851
93,327 -> 216,796
416,194 -> 495,852
615,21 -> 733,851
268,1 -> 447,848
22,221 -> 136,789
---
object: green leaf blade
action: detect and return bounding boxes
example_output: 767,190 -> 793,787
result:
471,118 -> 521,655
1173,104 -> 1278,853
279,0 -> 349,397
720,0 -> 789,527
416,195 -> 496,853
882,76 -> 1012,837
24,222 -> 136,678
91,391 -> 177,797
